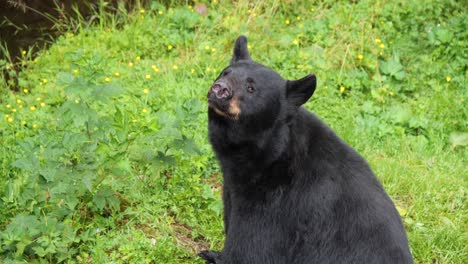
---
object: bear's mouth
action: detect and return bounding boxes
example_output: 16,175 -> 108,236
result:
208,97 -> 241,120
207,98 -> 224,113
207,91 -> 225,109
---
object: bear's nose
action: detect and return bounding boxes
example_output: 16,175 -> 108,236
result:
211,82 -> 232,100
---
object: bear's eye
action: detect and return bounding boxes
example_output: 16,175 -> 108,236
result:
246,77 -> 255,93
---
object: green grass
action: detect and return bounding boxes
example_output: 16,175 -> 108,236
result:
0,0 -> 466,263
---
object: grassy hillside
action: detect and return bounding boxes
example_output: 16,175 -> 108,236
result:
0,0 -> 466,263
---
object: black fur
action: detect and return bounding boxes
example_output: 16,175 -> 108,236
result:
200,36 -> 413,264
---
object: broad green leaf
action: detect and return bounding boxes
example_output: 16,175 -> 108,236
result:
32,246 -> 47,257
435,28 -> 453,43
409,116 -> 427,129
153,151 -> 176,167
91,84 -> 124,101
449,132 -> 468,149
106,195 -> 121,212
158,125 -> 182,139
380,56 -> 405,80
56,72 -> 75,86
11,155 -> 39,171
93,192 -> 106,211
110,160 -> 132,177
93,186 -> 118,211
81,173 -> 94,192
4,214 -> 41,240
173,137 -> 200,155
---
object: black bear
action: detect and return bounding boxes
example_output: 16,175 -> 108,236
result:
199,36 -> 413,264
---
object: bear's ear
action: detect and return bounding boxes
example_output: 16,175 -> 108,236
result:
286,74 -> 317,106
230,35 -> 252,65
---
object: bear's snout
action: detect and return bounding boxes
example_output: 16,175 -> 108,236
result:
211,82 -> 232,100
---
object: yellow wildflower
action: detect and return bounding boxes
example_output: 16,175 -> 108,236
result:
22,50 -> 26,55
293,39 -> 299,45
32,124 -> 38,129
4,114 -> 9,119
205,45 -> 210,50
310,8 -> 315,12
105,77 -> 111,82
191,68 -> 195,74
6,104 -> 11,108
380,43 -> 385,49
145,74 -> 151,79
73,69 -> 79,75
18,105 -> 23,109
375,38 -> 381,44
136,56 -> 141,61
16,99 -> 22,104
142,108 -> 148,113
128,62 -> 134,67
114,72 -> 120,77
173,65 -> 178,70
358,54 -> 364,60
21,121 -> 26,126
36,97 -> 42,101
12,109 -> 17,112
23,88 -> 29,94
143,89 -> 149,94
158,11 -> 163,15
8,117 -> 13,123
30,106 -> 36,111
40,102 -> 46,107
140,9 -> 145,14
168,45 -> 173,51
285,19 -> 290,25
43,79 -> 48,83
211,48 -> 216,53
340,86 -> 345,93
446,76 -> 451,82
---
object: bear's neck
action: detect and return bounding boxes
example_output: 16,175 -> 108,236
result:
209,116 -> 291,188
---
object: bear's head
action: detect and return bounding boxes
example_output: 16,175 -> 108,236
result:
207,36 -> 317,132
